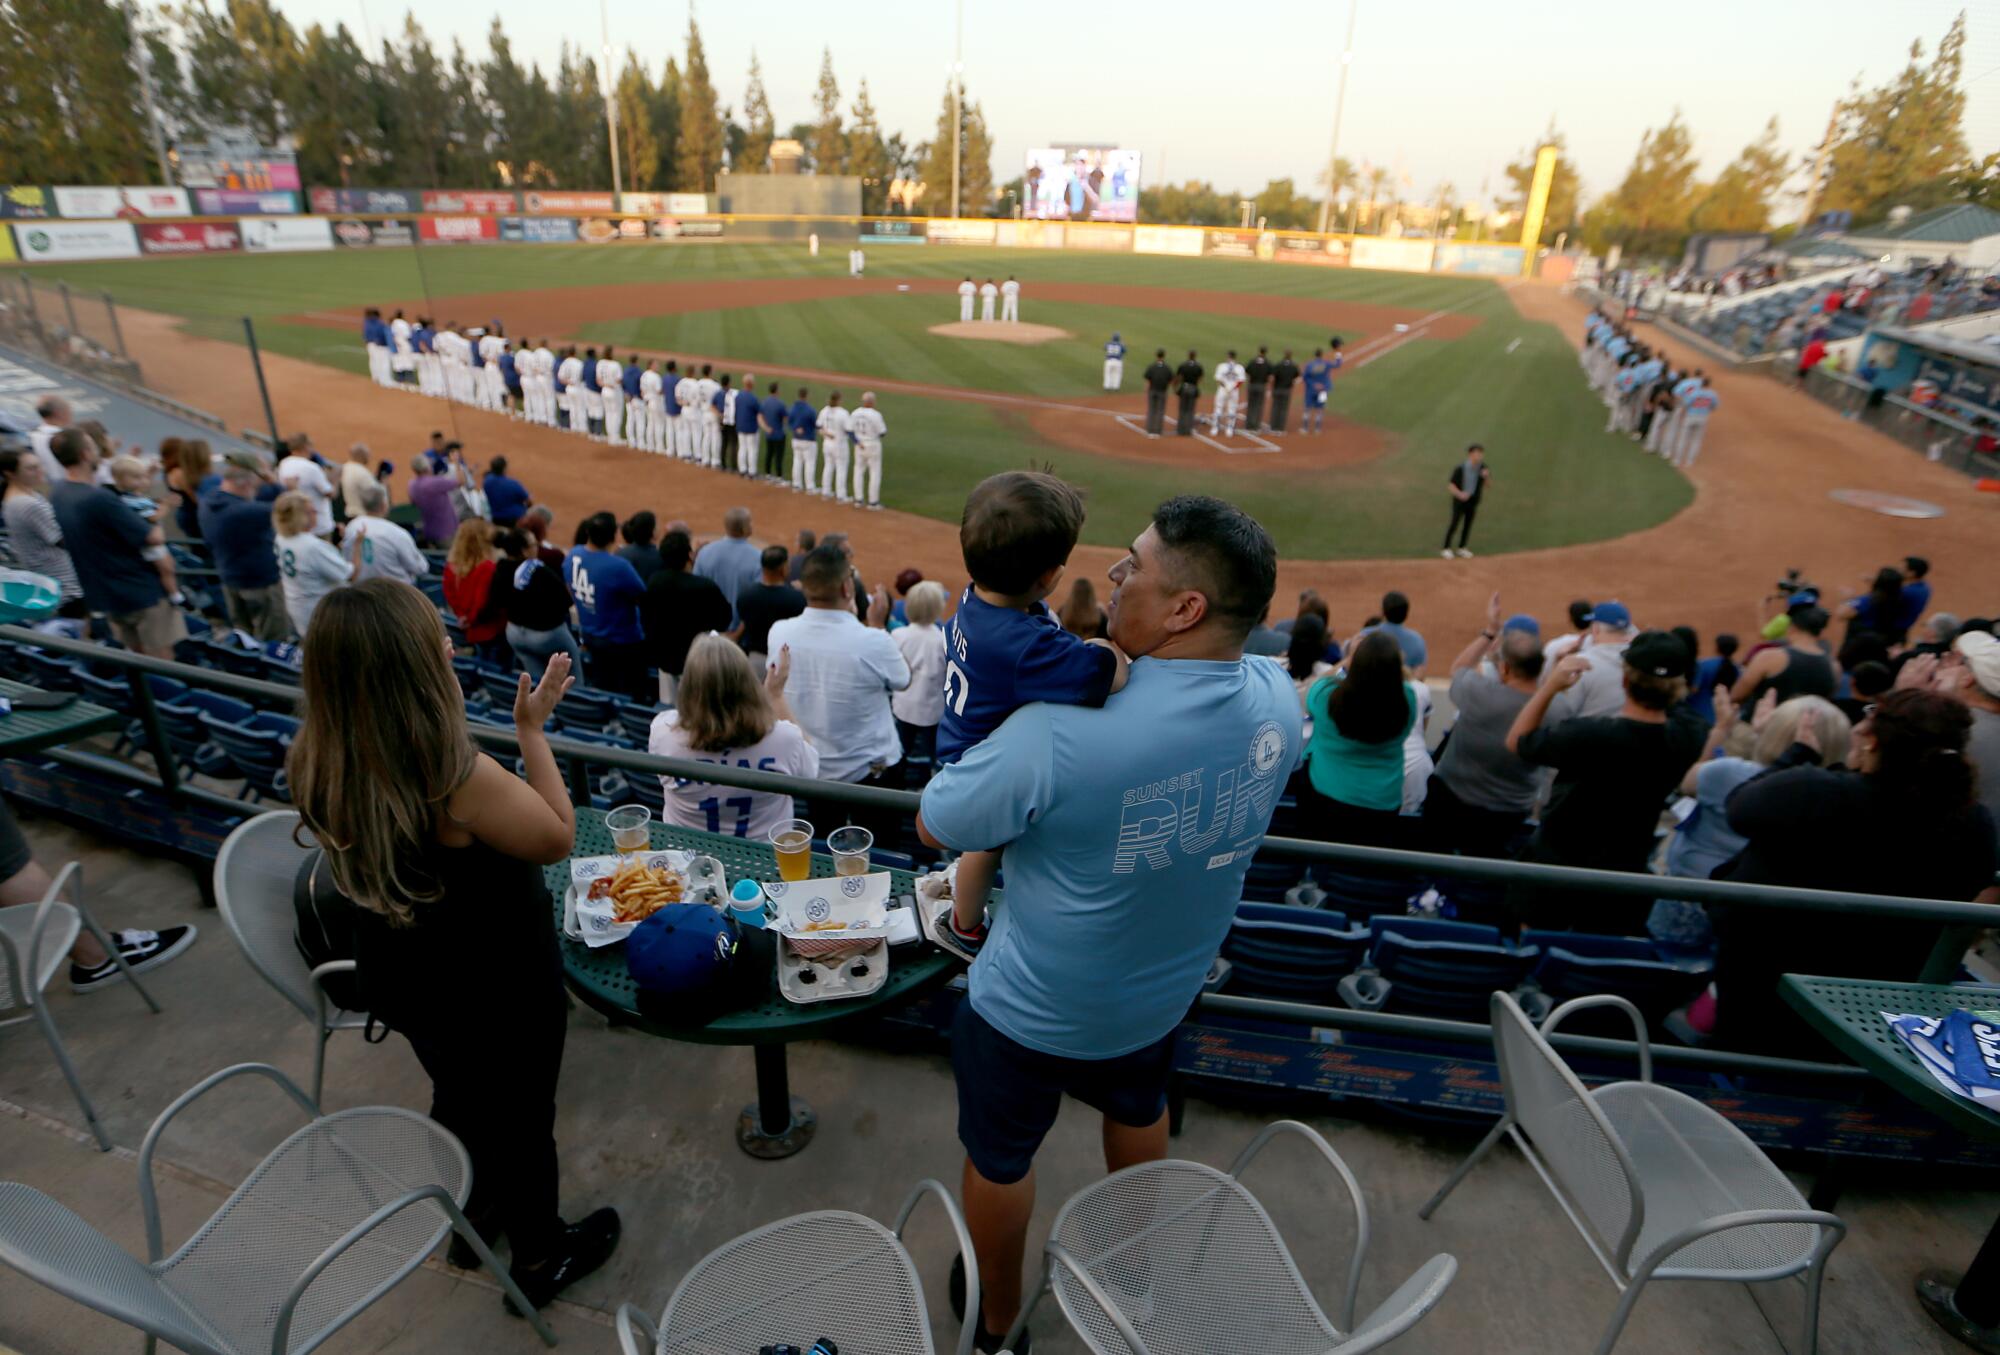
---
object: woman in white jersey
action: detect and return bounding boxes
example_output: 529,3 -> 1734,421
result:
648,635 -> 818,840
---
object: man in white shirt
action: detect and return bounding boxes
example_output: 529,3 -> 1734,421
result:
343,482 -> 429,584
1000,276 -> 1021,322
765,543 -> 910,841
556,348 -> 585,432
1212,350 -> 1247,437
1545,600 -> 1636,723
958,276 -> 976,323
597,347 -> 624,446
276,442 -> 336,537
675,367 -> 701,460
478,330 -> 506,410
695,364 -> 722,466
979,279 -> 999,322
817,391 -> 853,503
389,311 -> 415,386
850,392 -> 888,510
531,341 -> 557,425
28,395 -> 71,487
639,360 -> 666,454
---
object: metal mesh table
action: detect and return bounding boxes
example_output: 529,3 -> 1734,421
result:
549,819 -> 954,1159
0,680 -> 117,756
1782,975 -> 2000,1352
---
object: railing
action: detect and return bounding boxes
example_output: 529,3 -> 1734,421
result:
1792,368 -> 2000,478
6,624 -> 1996,1084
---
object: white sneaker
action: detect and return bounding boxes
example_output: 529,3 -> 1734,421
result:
1457,548 -> 1475,558
1441,549 -> 1455,559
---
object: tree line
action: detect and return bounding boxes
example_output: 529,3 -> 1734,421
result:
0,0 -> 997,215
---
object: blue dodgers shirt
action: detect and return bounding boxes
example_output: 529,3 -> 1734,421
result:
483,473 -> 530,522
760,393 -> 788,436
936,587 -> 1116,763
788,400 -> 818,439
921,655 -> 1302,1059
564,546 -> 645,645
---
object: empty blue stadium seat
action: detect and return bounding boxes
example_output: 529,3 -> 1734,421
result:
1342,915 -> 1540,1020
201,641 -> 268,681
614,700 -> 667,744
17,648 -> 79,692
155,690 -> 251,778
561,686 -> 622,731
451,655 -> 485,701
1222,904 -> 1370,1003
1522,930 -> 1714,1028
478,662 -> 522,709
1316,866 -> 1419,920
202,710 -> 297,802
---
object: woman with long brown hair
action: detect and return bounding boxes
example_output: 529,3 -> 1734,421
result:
287,579 -> 618,1307
648,633 -> 818,838
1300,628 -> 1418,844
164,437 -> 215,540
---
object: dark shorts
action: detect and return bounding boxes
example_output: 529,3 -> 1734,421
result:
951,1000 -> 1175,1186
0,795 -> 32,883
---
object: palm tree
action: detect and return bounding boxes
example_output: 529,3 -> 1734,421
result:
1316,156 -> 1359,232
1432,181 -> 1456,238
1361,165 -> 1391,232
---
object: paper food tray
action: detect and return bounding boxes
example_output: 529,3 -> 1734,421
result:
765,873 -> 891,958
564,850 -> 701,948
777,938 -> 889,1005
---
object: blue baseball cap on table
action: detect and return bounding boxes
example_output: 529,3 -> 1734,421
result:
628,904 -> 745,1024
1585,600 -> 1631,628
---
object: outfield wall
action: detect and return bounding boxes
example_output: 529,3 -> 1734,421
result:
1,183 -> 1536,278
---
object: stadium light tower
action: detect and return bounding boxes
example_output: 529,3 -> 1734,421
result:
949,0 -> 965,219
602,0 -> 622,197
1316,0 -> 1358,235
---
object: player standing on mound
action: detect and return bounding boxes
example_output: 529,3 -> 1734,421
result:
1212,350 -> 1247,437
958,277 -> 976,323
1102,333 -> 1126,391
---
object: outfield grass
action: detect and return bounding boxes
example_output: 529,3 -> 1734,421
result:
3,242 -> 1692,559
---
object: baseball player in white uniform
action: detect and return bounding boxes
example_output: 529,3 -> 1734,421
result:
816,391 -> 852,502
531,341 -> 557,425
1000,276 -> 1020,323
1212,350 -> 1247,436
790,388 -> 819,492
364,308 -> 391,386
597,348 -> 624,445
957,277 -> 976,323
637,360 -> 664,453
479,330 -> 507,410
389,312 -> 414,386
416,324 -> 444,398
556,348 -> 584,431
850,392 -> 887,509
674,366 -> 700,460
735,374 -> 760,475
979,279 -> 998,322
1102,332 -> 1126,391
435,325 -> 464,403
578,350 -> 606,437
695,364 -> 722,466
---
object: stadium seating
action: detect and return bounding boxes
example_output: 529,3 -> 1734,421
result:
154,691 -> 250,778
1522,930 -> 1714,1032
1222,904 -> 1370,1003
201,711 -> 299,803
1339,916 -> 1540,1021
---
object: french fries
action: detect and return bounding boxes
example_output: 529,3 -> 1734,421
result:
588,858 -> 685,923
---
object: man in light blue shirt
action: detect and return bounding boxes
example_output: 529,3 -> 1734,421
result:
917,495 -> 1300,1350
691,506 -> 761,627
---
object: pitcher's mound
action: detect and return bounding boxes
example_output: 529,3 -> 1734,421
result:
928,320 -> 1072,345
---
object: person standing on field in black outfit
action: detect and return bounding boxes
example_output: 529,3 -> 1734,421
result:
1174,350 -> 1204,436
1268,349 -> 1300,435
1244,346 -> 1272,432
1443,443 -> 1488,558
1142,350 -> 1173,437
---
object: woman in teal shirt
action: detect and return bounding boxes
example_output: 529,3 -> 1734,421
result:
1304,630 -> 1416,845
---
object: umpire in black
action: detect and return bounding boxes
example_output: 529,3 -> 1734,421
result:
1268,349 -> 1299,435
1244,346 -> 1272,432
1142,349 -> 1172,437
1174,350 -> 1203,436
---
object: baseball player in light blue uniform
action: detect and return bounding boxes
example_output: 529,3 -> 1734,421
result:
1103,333 -> 1127,390
1670,380 -> 1720,469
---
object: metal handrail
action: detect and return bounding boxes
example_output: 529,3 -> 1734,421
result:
7,624 -> 1998,936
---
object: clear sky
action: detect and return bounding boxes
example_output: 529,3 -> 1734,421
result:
270,0 -> 1996,211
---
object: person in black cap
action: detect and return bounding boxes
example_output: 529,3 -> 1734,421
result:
1243,345 -> 1272,432
1500,629 -> 1706,934
1141,349 -> 1172,438
1173,349 -> 1203,437
1267,349 -> 1300,435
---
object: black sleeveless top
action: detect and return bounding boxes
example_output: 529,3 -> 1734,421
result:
349,837 -> 564,1033
1755,644 -> 1836,705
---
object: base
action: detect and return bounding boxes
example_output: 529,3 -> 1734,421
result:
737,1096 -> 816,1159
1917,1268 -> 2000,1353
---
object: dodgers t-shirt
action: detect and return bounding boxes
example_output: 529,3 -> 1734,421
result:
936,587 -> 1117,763
483,474 -> 530,522
564,546 -> 645,645
921,655 -> 1303,1059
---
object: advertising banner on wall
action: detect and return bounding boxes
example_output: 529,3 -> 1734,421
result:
925,218 -> 998,245
331,217 -> 417,247
417,215 -> 499,244
666,193 -> 710,216
523,191 -> 614,214
1349,237 -> 1436,273
120,187 -> 193,217
577,217 -> 619,243
52,187 -> 126,219
1272,235 -> 1349,267
499,216 -> 578,243
1066,224 -> 1134,253
137,221 -> 242,255
1433,243 -> 1525,276
311,187 -> 422,215
860,218 -> 924,245
195,189 -> 299,215
1203,229 -> 1270,260
614,217 -> 649,240
10,220 -> 140,261
240,216 -> 333,252
0,188 -> 54,219
419,189 -> 517,214
1133,224 -> 1201,257
618,193 -> 667,216
0,229 -> 14,262
655,218 -> 723,238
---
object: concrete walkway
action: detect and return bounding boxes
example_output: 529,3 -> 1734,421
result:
1,806 -> 1990,1353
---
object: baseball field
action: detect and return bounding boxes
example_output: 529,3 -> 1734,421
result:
11,242 -> 1694,559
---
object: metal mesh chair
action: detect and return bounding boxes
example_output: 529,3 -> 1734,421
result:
1419,992 -> 1845,1354
1009,1120 -> 1456,1355
213,811 -> 370,1104
0,862 -> 161,1151
616,1180 -> 979,1355
0,1062 -> 556,1354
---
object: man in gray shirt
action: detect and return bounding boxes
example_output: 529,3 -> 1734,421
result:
1546,599 -> 1636,724
1425,594 -> 1544,859
692,506 -> 762,628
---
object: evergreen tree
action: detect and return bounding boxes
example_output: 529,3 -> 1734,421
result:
674,16 -> 723,191
739,52 -> 774,173
1819,14 -> 1971,219
615,53 -> 660,190
483,22 -> 559,187
291,23 -> 381,187
1693,117 -> 1789,233
1581,110 -> 1701,257
0,0 -> 154,182
847,80 -> 894,211
808,47 -> 844,174
652,58 -> 683,189
915,80 -> 993,215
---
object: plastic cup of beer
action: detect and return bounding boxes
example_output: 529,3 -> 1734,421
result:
770,818 -> 814,882
828,826 -> 874,877
605,804 -> 651,854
